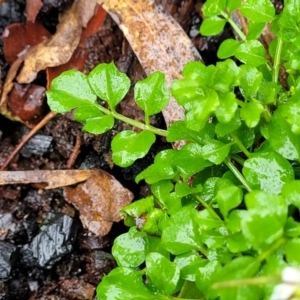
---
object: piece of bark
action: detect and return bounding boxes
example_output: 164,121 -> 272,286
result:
97,0 -> 202,129
26,0 -> 43,23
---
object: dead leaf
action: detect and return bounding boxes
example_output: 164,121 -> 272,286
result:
16,1 -> 83,83
0,169 -> 134,236
97,0 -> 202,129
26,0 -> 43,23
79,0 -> 98,28
64,169 -> 133,236
2,22 -> 51,65
0,169 -> 91,189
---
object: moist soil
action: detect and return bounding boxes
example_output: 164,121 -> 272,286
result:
0,0 -> 280,299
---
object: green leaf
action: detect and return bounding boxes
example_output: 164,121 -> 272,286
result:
97,267 -> 159,300
212,257 -> 261,300
146,252 -> 180,295
199,139 -> 232,164
202,0 -> 226,17
136,163 -> 175,184
134,71 -> 169,116
174,251 -> 207,281
196,209 -> 224,231
151,180 -> 174,203
82,115 -> 114,134
120,196 -> 154,219
226,0 -> 241,13
216,186 -> 243,219
240,65 -> 263,98
247,22 -> 266,40
112,231 -> 146,268
215,92 -> 238,123
240,0 -> 275,23
46,70 -> 97,113
282,180 -> 300,209
241,191 -> 287,249
226,232 -> 251,253
243,150 -> 294,194
200,16 -> 227,36
161,207 -> 203,255
267,109 -> 300,161
240,102 -> 264,128
88,62 -> 130,109
235,40 -> 267,66
74,105 -> 102,122
143,208 -> 165,234
112,130 -> 155,167
217,39 -> 240,59
215,112 -> 241,136
285,238 -> 300,265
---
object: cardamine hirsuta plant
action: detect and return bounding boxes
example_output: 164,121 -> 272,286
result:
46,0 -> 300,299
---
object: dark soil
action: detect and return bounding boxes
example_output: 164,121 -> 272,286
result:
0,0 -> 232,299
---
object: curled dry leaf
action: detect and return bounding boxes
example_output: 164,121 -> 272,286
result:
17,1 -> 82,83
79,0 -> 98,28
97,0 -> 202,129
26,0 -> 43,23
0,169 -> 134,236
64,169 -> 134,236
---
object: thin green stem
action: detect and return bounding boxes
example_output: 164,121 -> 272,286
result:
272,37 -> 283,85
221,12 -> 246,41
224,157 -> 252,192
230,132 -> 251,158
212,276 -> 279,289
195,194 -> 223,222
231,154 -> 245,166
96,104 -> 168,136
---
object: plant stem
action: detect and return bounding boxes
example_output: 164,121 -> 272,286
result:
230,132 -> 251,157
221,12 -> 246,41
212,276 -> 279,289
231,154 -> 245,166
195,194 -> 223,222
272,37 -> 283,85
96,104 -> 168,136
224,157 -> 252,192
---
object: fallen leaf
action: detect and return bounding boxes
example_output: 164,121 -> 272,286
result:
97,0 -> 202,129
7,83 -> 45,123
0,169 -> 134,236
79,0 -> 98,28
0,169 -> 91,189
64,169 -> 133,236
26,0 -> 43,23
2,22 -> 51,65
16,1 -> 82,83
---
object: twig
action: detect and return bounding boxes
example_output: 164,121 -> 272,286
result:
66,133 -> 82,168
0,111 -> 56,170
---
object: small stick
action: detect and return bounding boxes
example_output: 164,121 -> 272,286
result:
66,133 -> 82,168
0,111 -> 57,170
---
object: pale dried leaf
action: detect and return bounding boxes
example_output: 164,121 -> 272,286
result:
17,1 -> 82,83
97,0 -> 202,130
0,169 -> 91,189
64,169 -> 134,236
79,0 -> 98,28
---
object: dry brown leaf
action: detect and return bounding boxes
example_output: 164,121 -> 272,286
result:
97,0 -> 202,129
17,1 -> 82,83
0,169 -> 134,236
0,169 -> 91,189
79,0 -> 98,28
64,169 -> 134,236
26,0 -> 43,23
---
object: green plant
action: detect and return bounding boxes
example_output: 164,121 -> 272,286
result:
46,0 -> 300,299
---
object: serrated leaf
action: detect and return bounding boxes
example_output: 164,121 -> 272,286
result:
217,39 -> 240,59
235,40 -> 267,66
47,70 -> 97,113
200,16 -> 227,36
82,115 -> 114,134
240,0 -> 275,23
97,267 -> 158,300
243,150 -> 294,194
240,102 -> 264,128
88,62 -> 130,109
134,71 -> 169,116
112,130 -> 155,167
112,231 -> 146,268
146,252 -> 180,295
